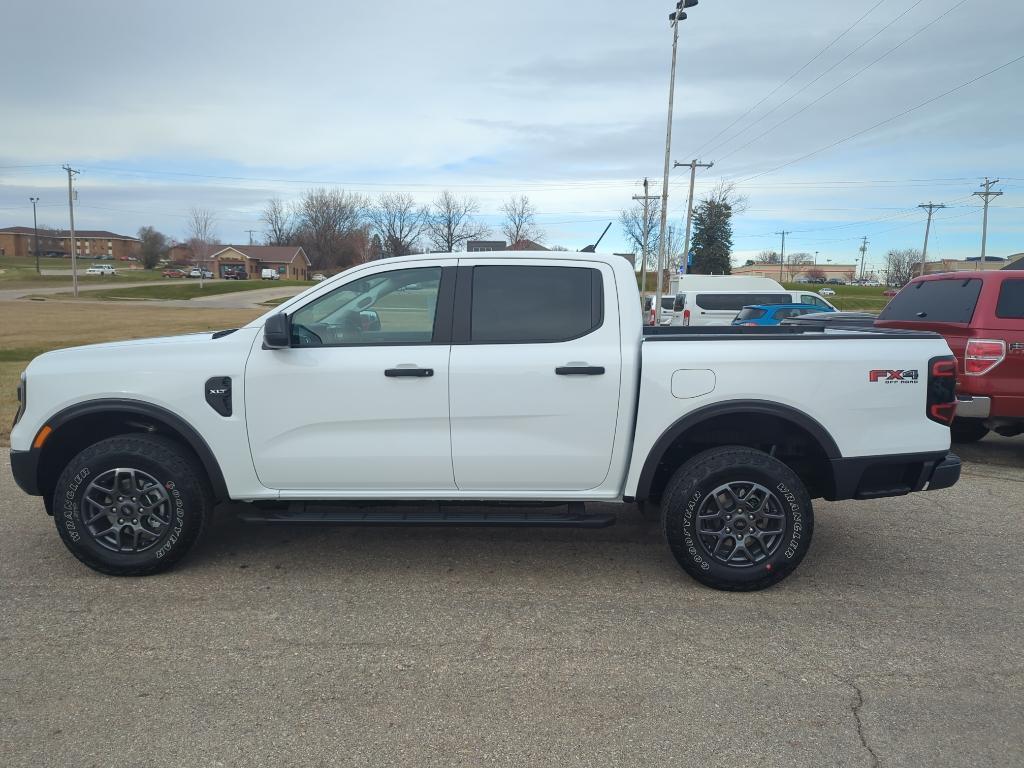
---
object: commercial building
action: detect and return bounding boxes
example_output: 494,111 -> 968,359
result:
0,226 -> 140,261
733,261 -> 858,283
200,245 -> 310,280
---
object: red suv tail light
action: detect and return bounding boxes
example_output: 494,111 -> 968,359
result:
964,339 -> 1005,376
927,355 -> 957,426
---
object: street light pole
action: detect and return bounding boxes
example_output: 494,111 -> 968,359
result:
654,0 -> 697,324
29,197 -> 40,274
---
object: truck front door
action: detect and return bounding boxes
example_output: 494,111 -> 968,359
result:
245,261 -> 457,491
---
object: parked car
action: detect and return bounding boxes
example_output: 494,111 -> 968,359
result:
261,268 -> 280,280
668,290 -> 835,327
85,264 -> 116,276
875,271 -> 1023,443
312,273 -> 327,282
223,268 -> 248,280
732,303 -> 836,326
10,252 -> 960,592
188,268 -> 214,279
162,268 -> 187,279
883,289 -> 899,297
827,278 -> 845,285
818,288 -> 836,297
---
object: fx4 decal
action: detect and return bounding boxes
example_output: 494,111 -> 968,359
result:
869,369 -> 919,383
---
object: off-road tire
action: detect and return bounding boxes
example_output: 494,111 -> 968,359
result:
950,418 -> 989,444
52,434 -> 212,576
662,446 -> 814,591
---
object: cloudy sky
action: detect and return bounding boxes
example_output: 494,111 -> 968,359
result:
1,0 -> 1022,273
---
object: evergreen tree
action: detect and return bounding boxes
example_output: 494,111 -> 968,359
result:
690,184 -> 741,275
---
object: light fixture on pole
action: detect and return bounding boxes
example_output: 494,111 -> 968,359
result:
29,197 -> 40,275
653,0 -> 698,326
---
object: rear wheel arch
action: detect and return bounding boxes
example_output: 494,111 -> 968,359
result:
36,399 -> 228,509
635,400 -> 840,503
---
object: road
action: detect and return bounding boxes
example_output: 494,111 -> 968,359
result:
0,280 -> 168,303
1,437 -> 1021,767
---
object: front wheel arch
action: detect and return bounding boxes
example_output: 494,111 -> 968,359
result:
36,400 -> 228,509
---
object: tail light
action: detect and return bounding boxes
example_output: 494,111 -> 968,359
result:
683,309 -> 691,326
740,322 -> 758,326
964,339 -> 1005,376
927,355 -> 957,425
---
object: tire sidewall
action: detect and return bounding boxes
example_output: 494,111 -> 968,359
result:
54,438 -> 206,573
664,452 -> 813,588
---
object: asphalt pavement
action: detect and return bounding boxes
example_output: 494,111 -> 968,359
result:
1,437 -> 1022,767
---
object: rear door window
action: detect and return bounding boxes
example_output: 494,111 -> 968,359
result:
996,279 -> 1024,319
694,293 -> 792,311
878,278 -> 982,323
470,265 -> 602,343
736,307 -> 766,321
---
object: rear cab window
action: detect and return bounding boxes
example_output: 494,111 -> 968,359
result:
470,265 -> 603,343
878,278 -> 982,323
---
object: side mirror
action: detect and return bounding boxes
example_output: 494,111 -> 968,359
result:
358,309 -> 381,332
263,313 -> 291,349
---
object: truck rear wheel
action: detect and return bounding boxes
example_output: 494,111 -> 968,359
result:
950,418 -> 989,443
662,446 -> 813,591
51,434 -> 212,576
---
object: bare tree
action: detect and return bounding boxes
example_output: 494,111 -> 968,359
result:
785,251 -> 814,280
806,267 -> 827,282
886,247 -> 921,287
186,207 -> 218,284
501,195 -> 543,247
755,250 -> 780,264
664,222 -> 686,272
262,197 -> 297,246
619,199 -> 660,272
368,192 -> 428,257
294,188 -> 365,269
137,226 -> 168,269
425,191 -> 489,252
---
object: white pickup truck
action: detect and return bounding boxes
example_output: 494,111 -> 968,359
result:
10,252 -> 961,590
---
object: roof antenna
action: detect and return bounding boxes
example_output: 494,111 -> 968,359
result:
581,222 -> 612,253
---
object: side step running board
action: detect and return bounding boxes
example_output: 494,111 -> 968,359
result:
238,501 -> 615,528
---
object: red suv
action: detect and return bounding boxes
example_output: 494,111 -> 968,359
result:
876,271 -> 1023,442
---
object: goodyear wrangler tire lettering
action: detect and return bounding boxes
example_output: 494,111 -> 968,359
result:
661,446 -> 814,592
51,434 -> 212,577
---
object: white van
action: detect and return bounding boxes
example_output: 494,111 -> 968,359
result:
261,268 -> 280,281
642,294 -> 675,325
669,290 -> 837,326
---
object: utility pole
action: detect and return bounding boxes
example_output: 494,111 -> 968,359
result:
654,1 -> 696,325
633,178 -> 659,321
775,230 -> 790,282
673,159 -> 713,274
29,197 -> 40,274
918,202 -> 946,277
63,164 -> 80,297
858,236 -> 869,282
973,177 -> 1003,261
246,229 -> 258,246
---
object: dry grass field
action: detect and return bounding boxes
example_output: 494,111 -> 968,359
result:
1,301 -> 262,444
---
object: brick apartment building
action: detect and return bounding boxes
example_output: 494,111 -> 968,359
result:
0,226 -> 141,261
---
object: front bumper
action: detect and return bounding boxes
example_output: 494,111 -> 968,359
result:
10,449 -> 41,496
829,451 -> 960,501
956,396 -> 991,419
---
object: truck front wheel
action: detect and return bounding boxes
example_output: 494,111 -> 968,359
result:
51,434 -> 212,576
662,446 -> 814,591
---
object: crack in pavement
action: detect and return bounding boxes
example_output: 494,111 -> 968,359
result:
850,680 -> 881,768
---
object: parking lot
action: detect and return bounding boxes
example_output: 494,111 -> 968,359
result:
1,436 -> 1021,767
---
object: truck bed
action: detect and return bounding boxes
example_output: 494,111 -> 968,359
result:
642,325 -> 939,340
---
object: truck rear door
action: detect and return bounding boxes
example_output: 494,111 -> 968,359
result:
448,260 -> 621,491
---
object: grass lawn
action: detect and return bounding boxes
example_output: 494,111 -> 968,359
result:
783,282 -> 891,313
0,256 -> 165,289
68,279 -> 313,301
0,302 -> 262,444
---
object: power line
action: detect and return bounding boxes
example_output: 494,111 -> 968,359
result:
734,53 -> 1024,183
715,0 -> 971,166
689,0 -> 887,158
